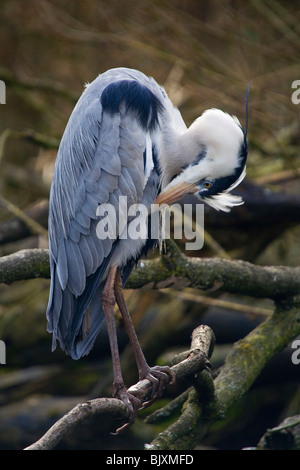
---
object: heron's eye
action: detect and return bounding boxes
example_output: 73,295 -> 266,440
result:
203,181 -> 212,189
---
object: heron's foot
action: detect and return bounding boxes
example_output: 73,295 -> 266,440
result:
112,383 -> 142,434
140,365 -> 176,409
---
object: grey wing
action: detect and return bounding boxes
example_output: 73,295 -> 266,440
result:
46,75 -> 161,359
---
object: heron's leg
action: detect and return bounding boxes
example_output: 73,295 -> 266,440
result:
102,265 -> 141,432
114,269 -> 175,405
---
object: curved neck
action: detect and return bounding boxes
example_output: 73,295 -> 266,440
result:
159,124 -> 204,189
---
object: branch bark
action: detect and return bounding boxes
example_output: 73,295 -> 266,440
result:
1,245 -> 299,449
2,245 -> 299,301
0,249 -> 49,284
24,325 -> 214,450
128,240 -> 300,300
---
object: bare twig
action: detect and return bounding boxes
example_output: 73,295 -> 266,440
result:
163,289 -> 272,317
0,127 -> 59,152
24,325 -> 215,450
0,196 -> 48,240
0,201 -> 49,245
0,66 -> 78,102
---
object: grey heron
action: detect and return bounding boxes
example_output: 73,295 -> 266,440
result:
47,67 -> 248,432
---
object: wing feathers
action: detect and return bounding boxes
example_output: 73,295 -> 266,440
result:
78,235 -> 94,277
65,239 -> 86,295
56,238 -> 68,290
47,69 -> 164,358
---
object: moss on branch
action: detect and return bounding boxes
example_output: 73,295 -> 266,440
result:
1,245 -> 300,302
214,300 -> 300,414
1,244 -> 300,450
129,240 -> 300,300
149,300 -> 300,450
0,249 -> 50,284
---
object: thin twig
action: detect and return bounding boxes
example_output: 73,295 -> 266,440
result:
163,289 -> 272,317
0,195 -> 48,239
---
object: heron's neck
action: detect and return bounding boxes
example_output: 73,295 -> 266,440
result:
159,125 -> 203,189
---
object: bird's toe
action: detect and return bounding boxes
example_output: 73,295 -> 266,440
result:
140,365 -> 175,408
112,384 -> 142,434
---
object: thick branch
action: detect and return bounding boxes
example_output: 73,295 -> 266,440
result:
24,398 -> 128,450
149,300 -> 300,450
1,246 -> 300,301
214,300 -> 300,414
24,325 -> 214,450
0,249 -> 49,284
127,240 -> 300,299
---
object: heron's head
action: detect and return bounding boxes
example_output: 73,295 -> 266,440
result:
156,109 -> 248,212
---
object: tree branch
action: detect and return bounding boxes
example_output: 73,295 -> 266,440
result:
24,325 -> 214,450
128,240 -> 300,300
0,201 -> 49,245
148,300 -> 300,450
1,244 -> 299,450
0,249 -> 49,284
0,66 -> 78,102
1,245 -> 300,301
24,398 -> 128,451
0,196 -> 48,239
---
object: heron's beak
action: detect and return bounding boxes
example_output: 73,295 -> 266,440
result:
155,182 -> 198,206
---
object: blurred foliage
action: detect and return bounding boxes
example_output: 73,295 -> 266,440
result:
0,0 -> 299,450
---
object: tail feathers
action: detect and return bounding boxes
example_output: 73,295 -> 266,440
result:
47,241 -> 139,360
47,283 -> 106,360
69,285 -> 106,359
47,244 -> 116,359
47,263 -> 106,360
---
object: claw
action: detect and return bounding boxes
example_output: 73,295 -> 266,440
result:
112,384 -> 142,434
140,365 -> 176,409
